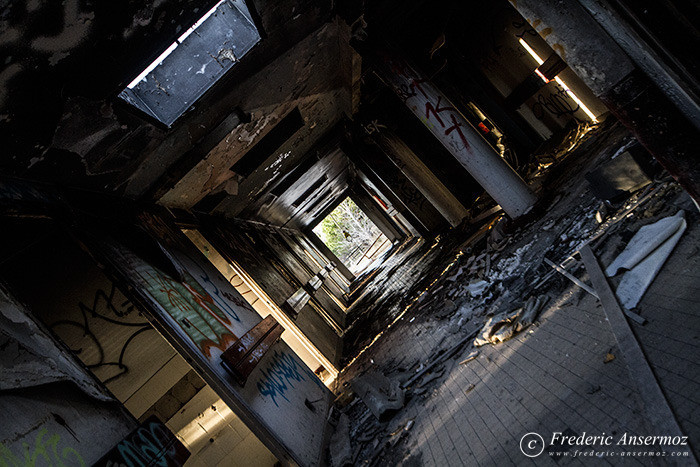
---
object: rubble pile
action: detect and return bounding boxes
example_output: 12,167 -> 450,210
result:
328,120 -> 698,465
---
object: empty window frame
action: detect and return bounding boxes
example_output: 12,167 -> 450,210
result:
119,0 -> 261,126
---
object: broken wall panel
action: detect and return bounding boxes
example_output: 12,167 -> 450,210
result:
119,0 -> 261,127
0,287 -> 138,466
85,217 -> 331,466
2,235 -> 180,404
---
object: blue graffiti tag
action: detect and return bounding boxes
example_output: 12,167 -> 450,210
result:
116,421 -> 179,466
257,351 -> 323,406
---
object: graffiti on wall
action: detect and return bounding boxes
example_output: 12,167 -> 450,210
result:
512,19 -> 538,40
0,428 -> 86,467
143,269 -> 238,358
182,254 -> 245,322
256,351 -> 324,407
94,417 -> 189,467
531,82 -> 583,122
50,282 -> 152,384
389,62 -> 473,155
97,233 -> 331,466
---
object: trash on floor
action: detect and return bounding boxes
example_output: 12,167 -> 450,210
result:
585,151 -> 651,201
516,295 -> 550,332
351,371 -> 405,420
606,210 -> 687,308
544,258 -> 598,298
329,413 -> 353,467
473,309 -> 521,346
473,295 -> 549,346
459,350 -> 479,365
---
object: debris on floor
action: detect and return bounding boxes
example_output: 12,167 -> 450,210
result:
329,413 -> 353,467
544,257 -> 598,298
585,150 -> 652,201
351,371 -> 405,420
606,211 -> 687,276
331,121 -> 698,465
516,295 -> 550,332
473,295 -> 549,346
459,350 -> 479,365
606,210 -> 687,309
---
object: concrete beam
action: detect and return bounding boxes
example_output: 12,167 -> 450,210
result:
377,52 -> 537,218
576,0 -> 700,129
370,130 -> 469,227
350,187 -> 403,243
351,155 -> 429,237
349,141 -> 445,233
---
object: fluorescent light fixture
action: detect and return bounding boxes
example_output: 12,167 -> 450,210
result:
518,38 -> 598,123
519,38 -> 544,66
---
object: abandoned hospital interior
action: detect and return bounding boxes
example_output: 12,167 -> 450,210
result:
2,0 -> 700,464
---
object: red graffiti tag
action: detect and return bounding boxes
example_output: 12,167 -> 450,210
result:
391,56 -> 471,150
424,96 -> 456,127
445,113 -> 471,149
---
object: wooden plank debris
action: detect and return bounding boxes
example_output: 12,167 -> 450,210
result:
580,245 -> 695,462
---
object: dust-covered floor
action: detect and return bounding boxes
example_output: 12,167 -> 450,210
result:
328,120 -> 700,466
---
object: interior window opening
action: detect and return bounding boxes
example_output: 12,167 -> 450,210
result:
312,197 -> 392,275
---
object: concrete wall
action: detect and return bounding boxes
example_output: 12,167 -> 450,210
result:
355,141 -> 446,234
200,218 -> 346,367
183,228 -> 338,381
0,230 -> 278,466
89,216 -> 332,466
165,386 -> 278,467
0,286 -> 137,466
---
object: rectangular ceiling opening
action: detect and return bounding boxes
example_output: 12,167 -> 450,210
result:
119,0 -> 261,127
312,197 -> 391,274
